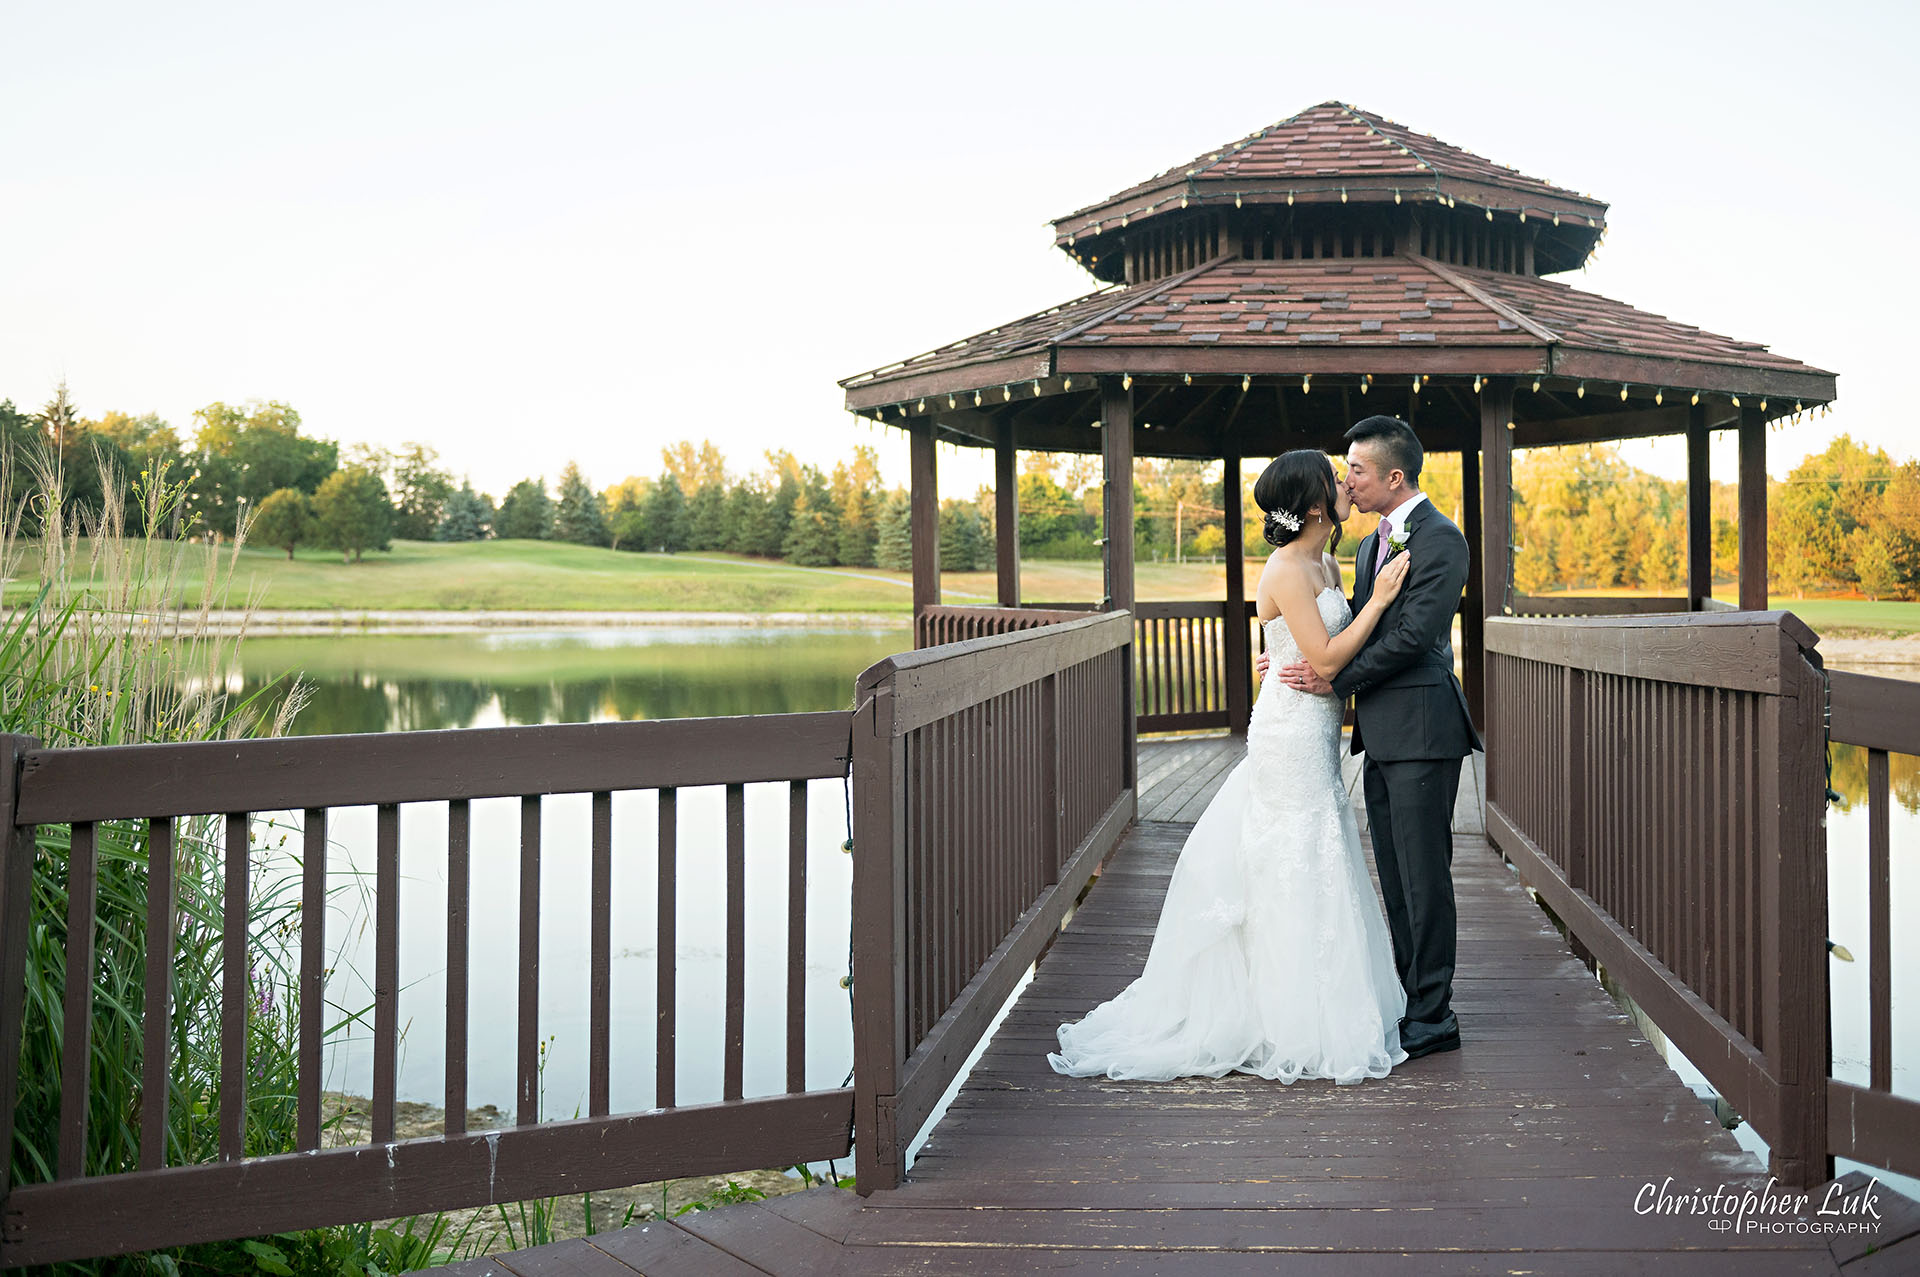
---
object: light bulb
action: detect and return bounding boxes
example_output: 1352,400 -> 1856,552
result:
1655,389 -> 1663,405
1122,373 -> 1132,390
1063,377 -> 1072,390
1732,396 -> 1742,407
1577,382 -> 1586,399
1394,189 -> 1402,205
1302,374 -> 1312,392
917,399 -> 926,411
1235,193 -> 1242,208
1473,375 -> 1483,393
1531,378 -> 1541,393
1242,375 -> 1251,391
1287,191 -> 1295,206
1619,385 -> 1629,402
1183,373 -> 1192,385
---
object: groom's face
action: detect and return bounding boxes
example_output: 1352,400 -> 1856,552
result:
1344,440 -> 1400,516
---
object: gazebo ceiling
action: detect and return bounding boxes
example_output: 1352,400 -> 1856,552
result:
838,252 -> 1835,458
1051,102 -> 1609,281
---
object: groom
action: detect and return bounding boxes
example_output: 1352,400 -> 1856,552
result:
1274,415 -> 1483,1059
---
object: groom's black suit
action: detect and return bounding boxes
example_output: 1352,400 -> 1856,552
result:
1331,496 -> 1483,1036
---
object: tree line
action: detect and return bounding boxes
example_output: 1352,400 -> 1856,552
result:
8,384 -> 1913,598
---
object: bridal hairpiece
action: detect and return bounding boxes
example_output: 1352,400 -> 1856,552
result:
1266,507 -> 1302,534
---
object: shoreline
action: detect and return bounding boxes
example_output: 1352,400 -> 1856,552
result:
191,609 -> 915,635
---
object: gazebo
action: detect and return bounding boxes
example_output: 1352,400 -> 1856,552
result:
837,101 -> 1837,733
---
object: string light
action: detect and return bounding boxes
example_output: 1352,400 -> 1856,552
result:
1063,377 -> 1073,390
1732,395 -> 1742,407
1287,191 -> 1295,206
1122,373 -> 1133,390
1235,193 -> 1242,208
947,394 -> 957,408
1577,381 -> 1586,398
1302,374 -> 1312,392
1341,187 -> 1349,204
973,390 -> 983,406
1519,210 -> 1527,223
1242,374 -> 1251,392
1485,206 -> 1493,222
896,405 -> 907,418
1691,391 -> 1700,406
1412,375 -> 1423,392
1531,378 -> 1542,393
1394,189 -> 1402,205
1794,400 -> 1803,412
1759,398 -> 1768,411
1180,196 -> 1189,208
1032,379 -> 1042,394
1552,213 -> 1560,227
1360,374 -> 1371,394
917,399 -> 926,411
1183,373 -> 1192,385
1067,234 -> 1075,247
1619,385 -> 1629,402
1473,375 -> 1484,393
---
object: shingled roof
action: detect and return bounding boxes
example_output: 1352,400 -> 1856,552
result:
1052,103 -> 1608,254
839,254 -> 1834,411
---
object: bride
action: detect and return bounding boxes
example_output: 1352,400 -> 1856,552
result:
1048,449 -> 1413,1085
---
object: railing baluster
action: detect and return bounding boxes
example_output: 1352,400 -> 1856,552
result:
590,790 -> 612,1118
724,783 -> 745,1102
787,779 -> 807,1095
296,809 -> 325,1153
0,734 -> 39,1201
445,800 -> 470,1138
143,816 -> 177,1169
517,794 -> 541,1127
656,788 -> 676,1109
220,812 -> 249,1161
373,802 -> 400,1144
58,821 -> 98,1179
1868,747 -> 1891,1092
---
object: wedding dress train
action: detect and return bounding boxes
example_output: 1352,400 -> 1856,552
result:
1048,586 -> 1409,1084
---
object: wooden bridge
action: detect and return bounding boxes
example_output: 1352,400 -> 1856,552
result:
0,606 -> 1914,1271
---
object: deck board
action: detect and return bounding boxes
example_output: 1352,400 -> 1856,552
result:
424,740 -> 1874,1275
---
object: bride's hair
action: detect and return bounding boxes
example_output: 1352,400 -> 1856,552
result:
1254,450 -> 1343,553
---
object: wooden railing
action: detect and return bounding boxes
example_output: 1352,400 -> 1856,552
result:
914,604 -> 1094,648
851,612 -> 1135,1193
1824,669 -> 1920,1180
1509,595 -> 1692,616
0,718 -> 857,1268
1484,610 -> 1919,1189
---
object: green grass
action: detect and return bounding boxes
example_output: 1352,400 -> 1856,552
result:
2,540 -> 1279,614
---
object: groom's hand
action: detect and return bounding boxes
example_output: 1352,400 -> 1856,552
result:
1278,658 -> 1332,695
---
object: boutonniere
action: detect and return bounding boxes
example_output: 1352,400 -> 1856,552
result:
1386,526 -> 1411,556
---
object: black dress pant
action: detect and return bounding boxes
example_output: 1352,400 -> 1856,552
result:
1361,755 -> 1463,1029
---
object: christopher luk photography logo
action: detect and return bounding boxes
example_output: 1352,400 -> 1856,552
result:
1635,1175 -> 1885,1235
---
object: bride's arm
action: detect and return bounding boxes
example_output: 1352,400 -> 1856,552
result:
1264,558 -> 1401,682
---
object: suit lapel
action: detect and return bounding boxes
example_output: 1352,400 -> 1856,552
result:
1355,529 -> 1378,607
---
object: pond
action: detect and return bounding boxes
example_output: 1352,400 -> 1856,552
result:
237,625 -> 909,1125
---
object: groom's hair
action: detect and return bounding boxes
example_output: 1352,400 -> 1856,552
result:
1346,416 -> 1422,487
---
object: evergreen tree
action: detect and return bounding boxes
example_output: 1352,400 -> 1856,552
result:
722,481 -> 767,554
496,478 -> 553,540
687,481 -> 729,551
389,443 -> 455,540
311,465 -> 394,562
939,499 -> 988,572
435,481 -> 492,541
783,490 -> 837,565
641,472 -> 690,552
250,488 -> 315,559
875,491 -> 913,571
553,462 -> 610,547
836,482 -> 877,567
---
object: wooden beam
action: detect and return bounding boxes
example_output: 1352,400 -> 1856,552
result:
1738,405 -> 1767,611
1510,402 -> 1737,449
842,352 -> 1053,412
1460,442 -> 1484,730
1548,349 -> 1835,404
1686,402 -> 1712,609
911,421 -> 940,625
1222,453 -> 1251,733
995,421 -> 1019,607
1479,378 -> 1515,620
1100,380 -> 1136,614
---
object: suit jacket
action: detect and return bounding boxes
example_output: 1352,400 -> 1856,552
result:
1330,498 -> 1485,761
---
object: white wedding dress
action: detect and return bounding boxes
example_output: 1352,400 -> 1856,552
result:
1049,586 -> 1409,1084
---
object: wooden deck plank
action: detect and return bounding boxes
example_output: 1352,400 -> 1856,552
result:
492,1239 -> 642,1277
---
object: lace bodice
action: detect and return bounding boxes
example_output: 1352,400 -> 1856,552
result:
1259,584 -> 1352,671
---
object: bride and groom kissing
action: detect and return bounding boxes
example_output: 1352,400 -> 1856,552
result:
1049,414 -> 1483,1084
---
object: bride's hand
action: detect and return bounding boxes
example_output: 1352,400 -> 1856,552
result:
1373,553 -> 1411,604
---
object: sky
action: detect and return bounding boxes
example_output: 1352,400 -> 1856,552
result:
4,1 -> 1915,503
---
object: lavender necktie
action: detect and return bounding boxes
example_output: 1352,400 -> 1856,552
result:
1373,519 -> 1392,576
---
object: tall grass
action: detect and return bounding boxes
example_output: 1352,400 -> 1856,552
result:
0,453 -> 354,1270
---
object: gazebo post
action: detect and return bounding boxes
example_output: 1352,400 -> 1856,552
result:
1687,403 -> 1713,609
1100,380 -> 1135,614
910,422 -> 940,642
1478,379 -> 1515,627
1737,405 -> 1768,611
1221,452 -> 1251,733
1460,441 -> 1484,730
994,421 -> 1020,608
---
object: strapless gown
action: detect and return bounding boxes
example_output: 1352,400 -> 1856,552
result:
1048,586 -> 1409,1084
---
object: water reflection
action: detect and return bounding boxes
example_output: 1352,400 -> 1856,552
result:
237,627 -> 912,735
